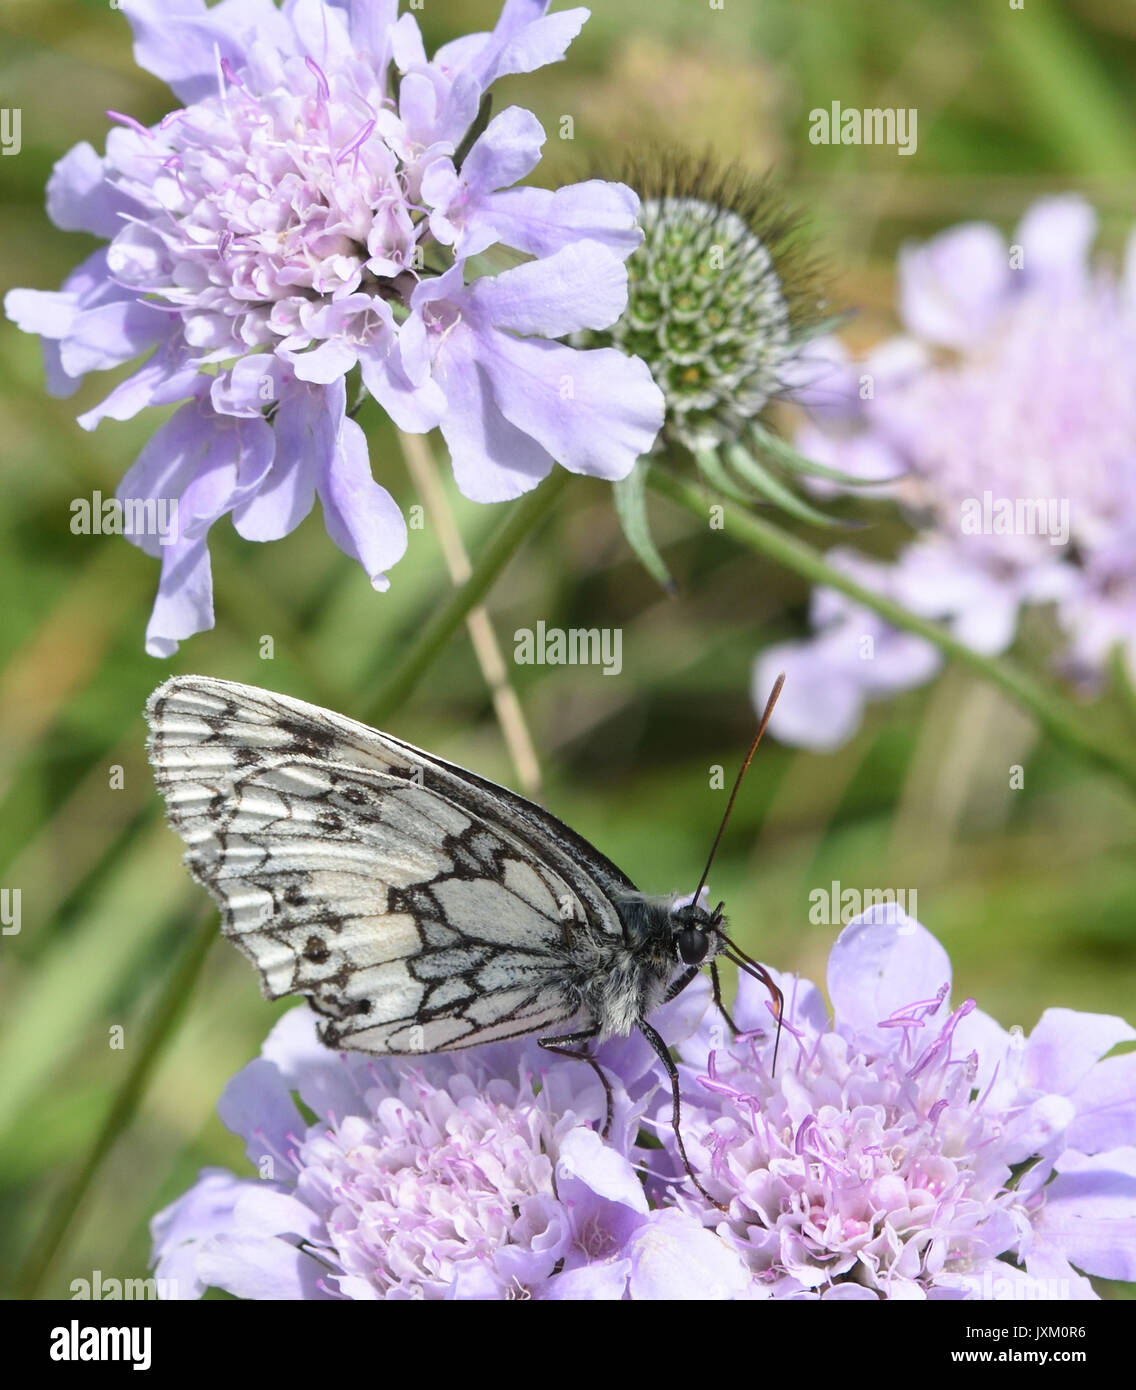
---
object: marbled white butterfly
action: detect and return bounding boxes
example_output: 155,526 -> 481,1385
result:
146,674 -> 784,1206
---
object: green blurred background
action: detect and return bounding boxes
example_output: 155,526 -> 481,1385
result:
1,0 -> 1134,1298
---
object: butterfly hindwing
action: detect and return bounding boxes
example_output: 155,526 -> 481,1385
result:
146,676 -> 633,1053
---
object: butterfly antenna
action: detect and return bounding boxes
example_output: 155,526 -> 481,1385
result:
691,673 -> 785,908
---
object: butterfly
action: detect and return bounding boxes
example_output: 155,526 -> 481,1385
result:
146,673 -> 784,1207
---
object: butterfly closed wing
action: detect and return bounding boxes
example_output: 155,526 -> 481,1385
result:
146,674 -> 644,1055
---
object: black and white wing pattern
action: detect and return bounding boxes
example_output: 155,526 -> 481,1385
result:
146,676 -> 637,1054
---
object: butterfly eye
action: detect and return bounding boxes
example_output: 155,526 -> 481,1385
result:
677,926 -> 709,965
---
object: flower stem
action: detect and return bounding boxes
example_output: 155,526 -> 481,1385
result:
397,430 -> 543,796
649,467 -> 1136,793
367,468 -> 570,724
16,905 -> 217,1298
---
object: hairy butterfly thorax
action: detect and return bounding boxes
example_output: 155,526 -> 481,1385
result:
569,894 -> 726,1041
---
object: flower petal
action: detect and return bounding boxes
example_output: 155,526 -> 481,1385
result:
828,909 -> 952,1054
435,339 -> 554,501
150,1169 -> 250,1299
158,404 -> 276,542
1067,1051 -> 1136,1155
1016,195 -> 1097,289
467,239 -> 629,337
950,1005 -> 1012,1095
287,337 -> 359,385
5,287 -> 80,340
1023,1008 -> 1136,1097
390,10 -> 428,70
1021,1249 -> 1098,1301
556,1126 -> 648,1217
260,1005 -> 371,1123
360,339 -> 446,433
1032,1148 -> 1136,1282
58,299 -> 170,378
316,415 -> 407,588
210,357 -> 287,419
468,1 -> 589,88
286,0 -> 355,66
479,180 -> 643,260
539,1259 -> 631,1300
121,397 -> 274,654
898,221 -> 1011,349
218,1056 -> 305,1173
46,141 -> 145,237
458,104 -> 545,194
341,0 -> 398,60
754,638 -> 869,751
144,536 -> 214,659
79,346 -> 199,430
480,333 -> 664,481
124,0 -> 295,103
627,1210 -> 751,1300
194,1234 -> 333,1300
230,1185 -> 325,1242
231,381 -> 322,541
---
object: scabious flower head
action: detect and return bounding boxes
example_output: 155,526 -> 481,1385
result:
151,995 -> 749,1300
649,906 -> 1136,1299
5,0 -> 664,656
756,194 -> 1136,748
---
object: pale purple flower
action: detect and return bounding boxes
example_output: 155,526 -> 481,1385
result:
5,0 -> 663,656
648,906 -> 1136,1299
754,541 -> 1058,752
151,998 -> 748,1300
756,195 -> 1136,747
149,905 -> 1136,1300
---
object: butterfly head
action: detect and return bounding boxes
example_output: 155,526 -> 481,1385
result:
670,898 -> 726,966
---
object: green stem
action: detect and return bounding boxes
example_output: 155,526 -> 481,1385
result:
17,467 -> 571,1297
366,468 -> 570,723
650,468 -> 1136,793
16,906 -> 217,1298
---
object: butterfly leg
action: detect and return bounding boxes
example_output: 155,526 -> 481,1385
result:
664,963 -> 739,1036
709,961 -> 740,1036
537,1027 -> 613,1138
636,1017 -> 727,1213
662,964 -> 700,1004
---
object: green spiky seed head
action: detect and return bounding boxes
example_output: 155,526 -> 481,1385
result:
590,154 -> 827,452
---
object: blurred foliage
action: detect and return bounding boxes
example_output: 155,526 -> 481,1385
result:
0,0 -> 1134,1299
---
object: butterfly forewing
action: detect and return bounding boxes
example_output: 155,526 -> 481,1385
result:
146,676 -> 634,1054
